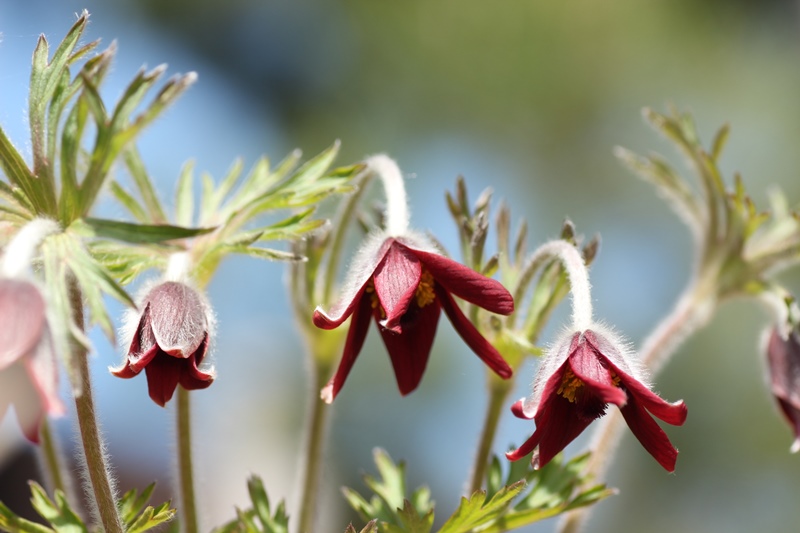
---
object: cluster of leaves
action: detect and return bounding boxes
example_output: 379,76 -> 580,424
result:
616,107 -> 800,300
211,477 -> 289,533
342,449 -> 613,533
446,178 -> 599,368
0,482 -> 173,533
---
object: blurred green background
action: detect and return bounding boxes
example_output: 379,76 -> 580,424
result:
2,1 -> 800,532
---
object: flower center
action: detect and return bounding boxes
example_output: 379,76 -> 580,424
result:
557,368 -> 621,403
415,270 -> 436,308
557,368 -> 584,403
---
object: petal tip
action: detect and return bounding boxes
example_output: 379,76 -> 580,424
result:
320,384 -> 335,404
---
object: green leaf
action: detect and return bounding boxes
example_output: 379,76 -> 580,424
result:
0,500 -> 54,533
437,482 -> 525,533
175,161 -> 196,227
109,181 -> 150,223
29,482 -> 87,533
213,476 -> 289,533
117,483 -> 176,533
123,147 -> 167,223
80,217 -> 215,244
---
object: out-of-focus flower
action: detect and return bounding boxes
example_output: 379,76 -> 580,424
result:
112,281 -> 215,407
765,327 -> 800,453
0,279 -> 64,442
506,328 -> 687,472
314,235 -> 514,403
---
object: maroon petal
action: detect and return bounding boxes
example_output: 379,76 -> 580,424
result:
147,282 -> 208,357
506,425 -> 543,461
321,294 -> 373,403
607,362 -> 687,426
437,286 -> 512,379
569,340 -> 627,406
313,284 -> 368,329
144,351 -> 182,407
775,398 -> 800,452
373,242 -> 421,331
0,280 -> 46,369
510,398 -> 533,420
377,299 -> 441,395
179,334 -> 214,390
619,397 -> 680,472
406,245 -> 513,315
121,344 -> 160,375
536,392 -> 595,468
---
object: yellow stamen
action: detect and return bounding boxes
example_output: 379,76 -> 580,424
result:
415,270 -> 436,308
557,369 -> 584,403
366,280 -> 386,318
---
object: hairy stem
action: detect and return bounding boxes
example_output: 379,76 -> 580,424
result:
177,387 -> 199,533
469,380 -> 513,493
557,281 -> 715,533
69,279 -> 124,533
298,366 -> 332,533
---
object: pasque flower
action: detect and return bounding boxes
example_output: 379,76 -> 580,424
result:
313,156 -> 513,403
112,281 -> 215,406
765,327 -> 800,453
0,278 -> 64,442
506,327 -> 688,471
506,240 -> 687,472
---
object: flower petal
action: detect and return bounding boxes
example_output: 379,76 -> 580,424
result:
437,286 -> 512,379
25,330 -> 65,417
619,397 -> 680,472
0,280 -> 46,369
377,299 -> 441,396
321,294 -> 373,403
505,425 -> 542,461
569,337 -> 627,406
147,282 -> 208,357
407,245 -> 513,315
534,391 -> 593,469
373,242 -> 422,331
314,236 -> 392,329
144,351 -> 182,407
609,364 -> 687,426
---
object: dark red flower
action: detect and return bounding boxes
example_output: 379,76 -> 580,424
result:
506,329 -> 687,472
765,327 -> 800,453
0,279 -> 64,442
112,281 -> 215,407
314,237 -> 514,402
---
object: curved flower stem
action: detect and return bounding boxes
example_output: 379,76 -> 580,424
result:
469,379 -> 513,493
557,281 -> 715,533
70,281 -> 124,533
298,365 -> 333,533
365,155 -> 410,237
177,387 -> 199,533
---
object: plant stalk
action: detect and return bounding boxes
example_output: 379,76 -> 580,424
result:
469,380 -> 513,493
177,386 -> 199,533
38,418 -> 70,498
70,283 -> 125,533
298,366 -> 332,533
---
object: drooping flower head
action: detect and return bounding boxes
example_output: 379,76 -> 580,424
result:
0,218 -> 64,442
506,240 -> 687,472
765,327 -> 800,453
112,280 -> 215,407
313,156 -> 514,403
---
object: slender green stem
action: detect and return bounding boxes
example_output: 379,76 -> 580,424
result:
38,419 -> 69,496
68,278 -> 124,533
469,380 -> 513,493
177,387 -> 199,533
298,366 -> 332,533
